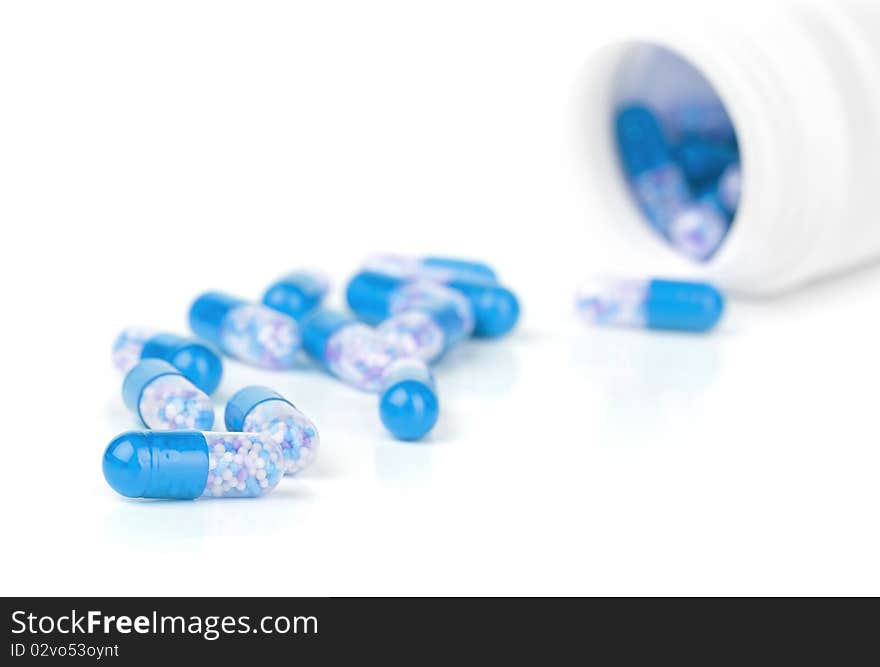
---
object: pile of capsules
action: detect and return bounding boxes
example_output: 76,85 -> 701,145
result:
615,102 -> 741,262
103,254 -> 520,501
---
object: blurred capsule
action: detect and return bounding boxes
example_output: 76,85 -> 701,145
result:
112,328 -> 223,394
576,277 -> 724,333
348,269 -> 517,339
616,105 -> 691,233
668,195 -> 730,261
363,254 -> 498,282
189,291 -> 301,369
262,270 -> 330,321
346,273 -> 474,360
673,137 -> 739,189
301,308 -> 401,392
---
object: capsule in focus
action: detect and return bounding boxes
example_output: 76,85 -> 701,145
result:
378,357 -> 439,441
301,308 -> 403,392
103,430 -> 284,499
262,270 -> 330,321
362,254 -> 498,282
225,386 -> 319,476
112,328 -> 223,394
123,359 -> 215,431
576,277 -> 724,333
189,291 -> 301,369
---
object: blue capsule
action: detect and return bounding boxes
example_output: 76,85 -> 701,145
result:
345,272 -> 474,361
301,308 -> 401,392
576,277 -> 724,333
262,270 -> 330,321
615,105 -> 692,233
347,270 -> 519,339
615,102 -> 741,262
616,105 -> 674,178
225,386 -> 319,476
446,274 -> 520,338
363,254 -> 498,282
379,358 -> 439,441
667,194 -> 730,262
421,256 -> 498,281
717,163 -> 741,215
103,430 -> 284,499
672,137 -> 739,190
123,359 -> 215,431
112,328 -> 223,394
189,291 -> 301,369
301,308 -> 438,440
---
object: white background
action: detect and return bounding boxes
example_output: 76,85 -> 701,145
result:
2,0 -> 878,596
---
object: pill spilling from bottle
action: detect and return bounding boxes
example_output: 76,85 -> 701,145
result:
576,276 -> 724,333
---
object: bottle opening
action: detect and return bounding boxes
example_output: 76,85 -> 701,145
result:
612,45 -> 741,263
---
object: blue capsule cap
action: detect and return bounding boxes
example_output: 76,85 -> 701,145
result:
345,271 -> 406,324
141,333 -> 223,395
379,362 -> 439,441
446,277 -> 520,338
421,256 -> 498,281
645,279 -> 725,332
615,105 -> 672,178
300,308 -> 355,363
673,137 -> 739,189
189,291 -> 245,346
262,271 -> 329,321
103,430 -> 209,499
225,385 -> 290,432
122,358 -> 181,415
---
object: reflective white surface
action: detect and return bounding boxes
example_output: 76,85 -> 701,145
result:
2,0 -> 878,596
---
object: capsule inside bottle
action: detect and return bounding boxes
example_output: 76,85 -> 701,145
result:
612,46 -> 741,262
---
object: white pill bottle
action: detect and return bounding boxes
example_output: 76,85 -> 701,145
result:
575,0 -> 880,294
